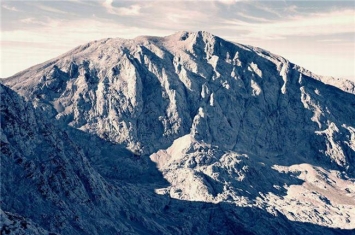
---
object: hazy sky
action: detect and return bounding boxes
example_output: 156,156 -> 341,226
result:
1,0 -> 354,80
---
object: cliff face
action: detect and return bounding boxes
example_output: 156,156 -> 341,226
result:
2,31 -> 355,234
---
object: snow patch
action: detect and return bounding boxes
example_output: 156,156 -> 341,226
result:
249,62 -> 263,78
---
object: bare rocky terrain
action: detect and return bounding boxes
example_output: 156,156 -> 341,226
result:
1,31 -> 355,234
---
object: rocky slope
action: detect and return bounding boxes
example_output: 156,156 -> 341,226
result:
2,31 -> 355,234
0,83 -> 249,235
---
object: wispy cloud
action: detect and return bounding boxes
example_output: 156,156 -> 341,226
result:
285,5 -> 298,13
251,2 -> 283,18
116,4 -> 141,16
166,8 -> 209,24
3,18 -> 168,46
317,39 -> 345,43
224,9 -> 355,40
218,0 -> 240,5
103,0 -> 141,16
236,12 -> 273,23
19,17 -> 63,28
20,18 -> 35,23
1,0 -> 353,79
2,4 -> 19,12
20,17 -> 45,25
37,5 -> 68,14
140,1 -> 214,30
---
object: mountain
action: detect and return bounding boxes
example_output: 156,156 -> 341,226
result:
1,31 -> 355,234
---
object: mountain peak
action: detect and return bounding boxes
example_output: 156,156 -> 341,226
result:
4,30 -> 354,166
168,30 -> 216,40
2,31 -> 355,234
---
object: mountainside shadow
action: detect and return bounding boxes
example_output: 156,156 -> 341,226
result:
64,128 -> 355,235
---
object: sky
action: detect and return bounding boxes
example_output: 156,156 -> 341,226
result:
1,0 -> 354,81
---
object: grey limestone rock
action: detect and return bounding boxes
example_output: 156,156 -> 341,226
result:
2,31 -> 355,234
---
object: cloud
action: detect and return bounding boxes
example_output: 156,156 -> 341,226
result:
139,1 -> 214,29
2,17 -> 168,46
218,0 -> 239,5
1,0 -> 353,79
285,5 -> 298,13
223,9 -> 355,40
251,3 -> 283,18
103,0 -> 141,16
317,39 -> 344,43
166,8 -> 210,24
236,12 -> 273,23
20,17 -> 46,25
19,17 -> 63,28
115,4 -> 141,16
2,4 -> 19,12
37,5 -> 69,14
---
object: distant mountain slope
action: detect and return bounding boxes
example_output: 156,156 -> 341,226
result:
2,31 -> 355,234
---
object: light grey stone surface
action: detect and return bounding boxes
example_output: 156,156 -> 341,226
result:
2,31 -> 354,234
